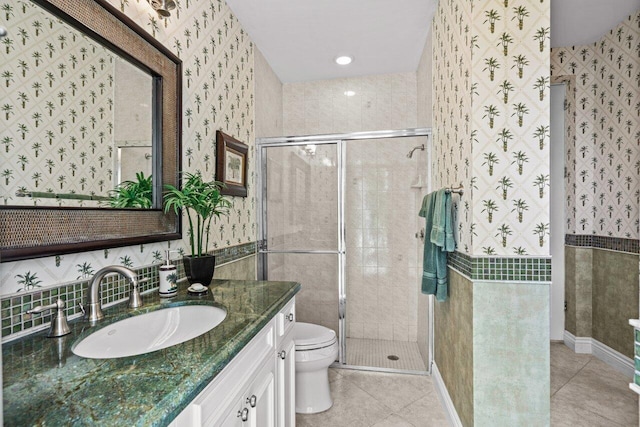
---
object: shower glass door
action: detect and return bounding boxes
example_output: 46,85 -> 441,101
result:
258,142 -> 346,362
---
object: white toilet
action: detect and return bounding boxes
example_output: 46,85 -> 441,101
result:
294,322 -> 339,414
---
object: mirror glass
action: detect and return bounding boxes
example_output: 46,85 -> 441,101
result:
0,0 -> 181,262
1,1 -> 155,208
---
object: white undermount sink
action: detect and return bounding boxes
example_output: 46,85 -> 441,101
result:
72,305 -> 227,359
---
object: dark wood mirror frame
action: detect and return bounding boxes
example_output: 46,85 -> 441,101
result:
0,0 -> 182,262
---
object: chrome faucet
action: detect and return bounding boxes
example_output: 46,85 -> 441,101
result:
26,299 -> 71,337
85,266 -> 142,322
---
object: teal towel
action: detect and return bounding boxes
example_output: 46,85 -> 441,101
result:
443,192 -> 455,252
430,189 -> 447,247
419,190 -> 455,301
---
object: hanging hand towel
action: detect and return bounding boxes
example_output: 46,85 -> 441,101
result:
420,190 -> 455,301
419,192 -> 438,296
430,189 -> 447,247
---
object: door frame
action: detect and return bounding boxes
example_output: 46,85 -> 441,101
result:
550,83 -> 566,341
256,127 -> 432,371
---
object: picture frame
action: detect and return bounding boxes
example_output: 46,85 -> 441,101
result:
215,130 -> 248,197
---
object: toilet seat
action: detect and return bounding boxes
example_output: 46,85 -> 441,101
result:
294,323 -> 337,351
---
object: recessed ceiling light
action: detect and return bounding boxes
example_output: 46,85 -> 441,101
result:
335,55 -> 353,65
344,90 -> 356,97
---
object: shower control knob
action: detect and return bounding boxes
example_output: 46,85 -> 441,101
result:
237,408 -> 249,421
286,313 -> 294,322
279,350 -> 287,360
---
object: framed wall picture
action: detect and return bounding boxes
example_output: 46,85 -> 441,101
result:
215,130 -> 248,197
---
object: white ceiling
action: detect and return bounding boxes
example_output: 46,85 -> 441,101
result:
551,0 -> 639,48
225,0 -> 438,83
226,0 -> 639,84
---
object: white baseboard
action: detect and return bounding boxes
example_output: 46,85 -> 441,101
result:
563,331 -> 634,378
432,362 -> 463,427
563,331 -> 592,353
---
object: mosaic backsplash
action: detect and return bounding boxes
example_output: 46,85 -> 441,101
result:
1,241 -> 256,339
1,1 -> 114,206
551,11 -> 640,240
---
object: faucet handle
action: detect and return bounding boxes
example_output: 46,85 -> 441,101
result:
127,277 -> 145,309
26,299 -> 71,338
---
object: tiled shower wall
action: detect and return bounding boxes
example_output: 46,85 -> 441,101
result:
283,72 -> 418,135
280,73 -> 423,343
345,137 -> 424,342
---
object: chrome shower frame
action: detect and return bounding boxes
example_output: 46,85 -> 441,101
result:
256,127 -> 434,375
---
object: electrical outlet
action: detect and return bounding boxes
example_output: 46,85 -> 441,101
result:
564,301 -> 567,311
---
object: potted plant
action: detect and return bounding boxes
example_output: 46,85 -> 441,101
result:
163,172 -> 232,287
107,172 -> 153,208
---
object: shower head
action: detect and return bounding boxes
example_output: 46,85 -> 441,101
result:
407,144 -> 425,158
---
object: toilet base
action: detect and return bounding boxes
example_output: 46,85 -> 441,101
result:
295,368 -> 333,414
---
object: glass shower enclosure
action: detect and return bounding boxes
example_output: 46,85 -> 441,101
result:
257,129 -> 432,374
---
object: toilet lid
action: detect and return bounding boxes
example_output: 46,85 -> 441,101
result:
294,322 -> 337,350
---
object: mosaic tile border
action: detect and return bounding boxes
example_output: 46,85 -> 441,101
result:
565,234 -> 639,254
1,265 -> 158,339
447,251 -> 552,282
1,242 -> 257,340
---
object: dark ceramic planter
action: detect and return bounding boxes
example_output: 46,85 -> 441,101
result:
183,255 -> 216,287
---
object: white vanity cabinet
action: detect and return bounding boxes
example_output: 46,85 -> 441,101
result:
276,299 -> 296,427
171,298 -> 296,427
216,358 -> 276,427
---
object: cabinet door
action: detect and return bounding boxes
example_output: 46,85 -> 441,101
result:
248,359 -> 276,427
217,399 -> 245,427
277,337 -> 296,427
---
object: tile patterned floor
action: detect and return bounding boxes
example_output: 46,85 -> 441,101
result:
346,338 -> 427,372
296,369 -> 448,427
296,342 -> 638,426
550,343 -> 638,427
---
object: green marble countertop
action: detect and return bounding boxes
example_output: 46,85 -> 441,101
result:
3,279 -> 300,426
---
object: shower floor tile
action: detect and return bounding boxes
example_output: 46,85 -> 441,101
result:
346,338 -> 427,372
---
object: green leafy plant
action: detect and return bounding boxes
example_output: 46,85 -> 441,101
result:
163,172 -> 232,257
107,172 -> 153,208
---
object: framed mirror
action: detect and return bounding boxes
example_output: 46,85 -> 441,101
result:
0,0 -> 182,262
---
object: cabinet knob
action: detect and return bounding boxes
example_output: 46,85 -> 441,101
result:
247,394 -> 257,408
279,350 -> 286,360
237,407 -> 249,422
286,313 -> 294,322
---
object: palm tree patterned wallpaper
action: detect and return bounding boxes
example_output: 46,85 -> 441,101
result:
1,0 -> 257,294
432,0 -> 473,254
551,11 -> 640,240
433,0 -> 551,257
1,1 -> 114,206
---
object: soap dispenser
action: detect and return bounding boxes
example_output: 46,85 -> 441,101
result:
159,250 -> 178,297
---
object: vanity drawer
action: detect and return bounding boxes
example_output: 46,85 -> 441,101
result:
277,298 -> 295,339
